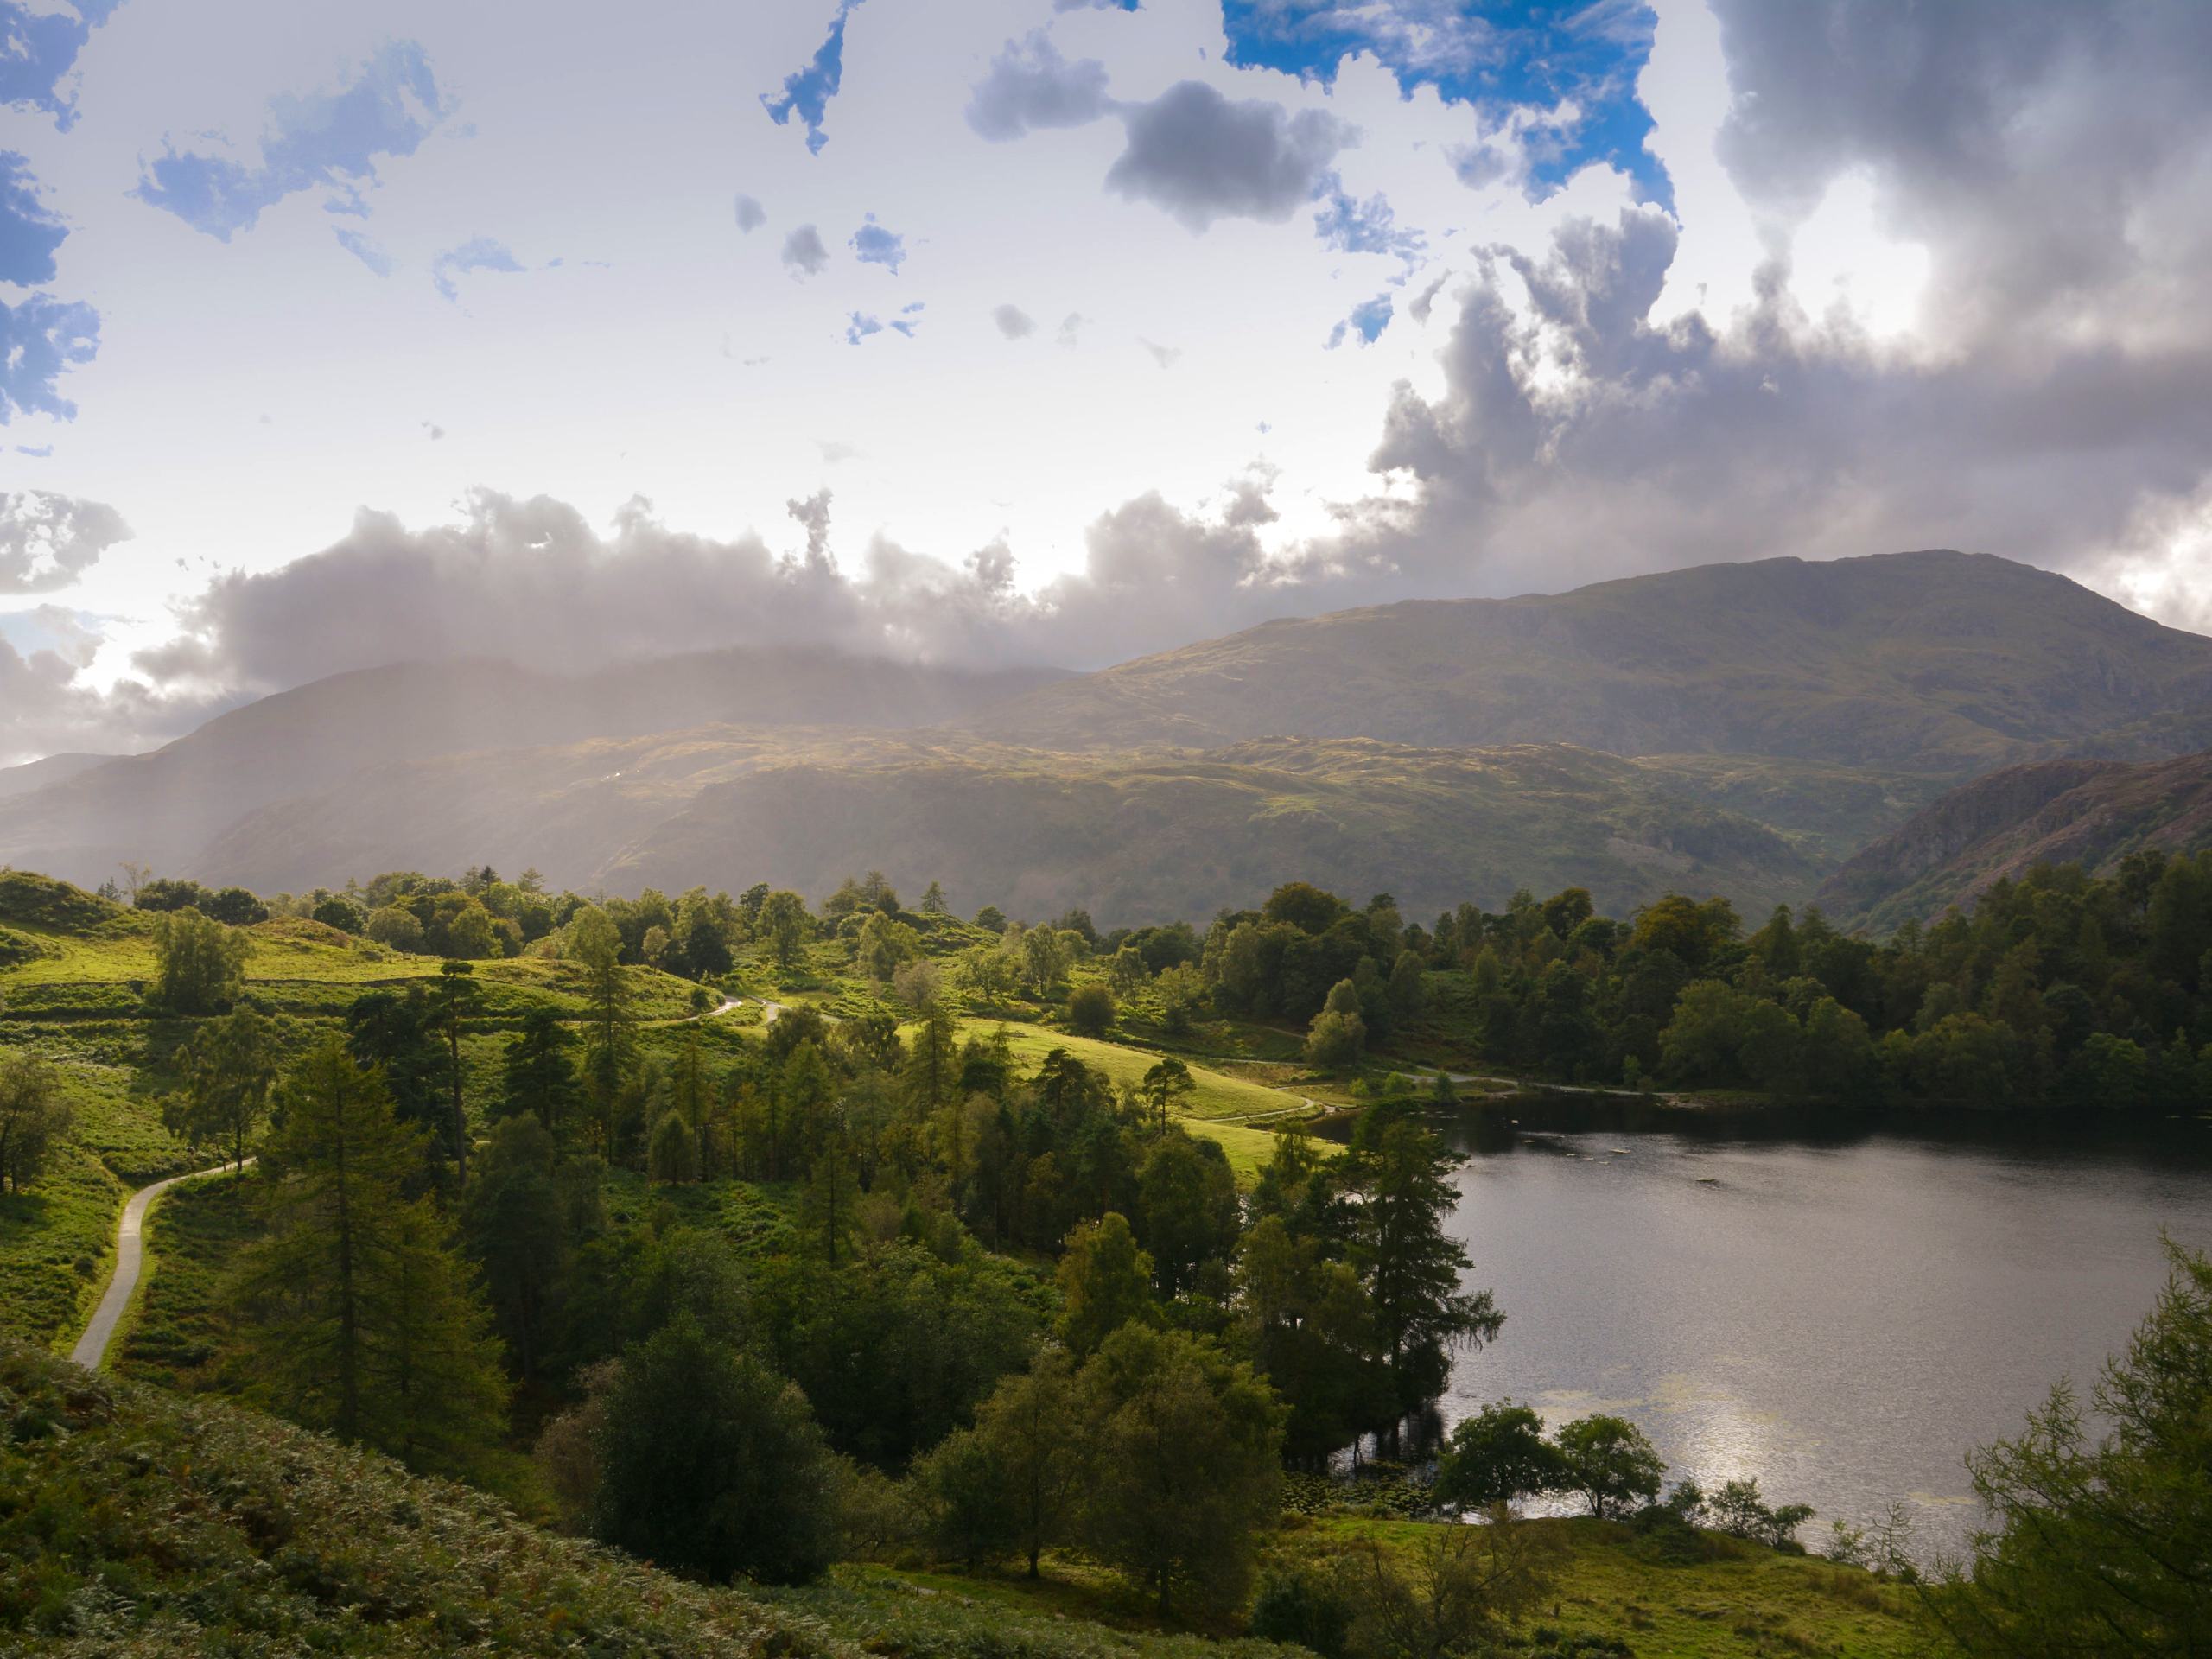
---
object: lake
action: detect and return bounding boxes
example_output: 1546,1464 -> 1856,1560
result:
1431,1103 -> 2212,1560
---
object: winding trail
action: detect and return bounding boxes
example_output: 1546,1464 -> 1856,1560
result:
70,1160 -> 250,1372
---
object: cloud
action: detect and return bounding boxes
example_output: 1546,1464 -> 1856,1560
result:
1056,312 -> 1087,347
1105,81 -> 1351,232
993,303 -> 1036,339
110,486 -> 1351,716
0,0 -> 124,130
781,224 -> 830,276
734,193 -> 766,232
0,491 -> 129,593
966,32 -> 1111,142
1312,184 -> 1424,263
132,41 -> 450,239
430,236 -> 524,302
1325,293 -> 1392,348
0,151 -> 68,283
1139,337 -> 1180,368
761,0 -> 862,156
0,293 -> 99,423
332,226 -> 392,276
849,213 -> 905,272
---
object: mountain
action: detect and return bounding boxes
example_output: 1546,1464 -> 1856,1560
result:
966,551 -> 2212,772
7,550 -> 2206,923
0,650 -> 1063,887
187,728 -> 1830,925
0,751 -> 111,803
1816,750 -> 2212,931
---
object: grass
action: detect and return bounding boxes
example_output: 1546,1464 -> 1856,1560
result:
111,1168 -> 260,1392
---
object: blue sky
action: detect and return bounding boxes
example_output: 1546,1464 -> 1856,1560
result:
2,0 -> 2209,760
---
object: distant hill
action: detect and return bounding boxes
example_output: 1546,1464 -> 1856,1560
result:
190,728 -> 1831,925
0,751 -> 111,802
6,550 -> 2206,922
1816,750 -> 2212,931
0,650 -> 1064,887
966,551 -> 2212,772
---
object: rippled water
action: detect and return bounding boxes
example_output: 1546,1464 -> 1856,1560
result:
1432,1107 -> 2212,1559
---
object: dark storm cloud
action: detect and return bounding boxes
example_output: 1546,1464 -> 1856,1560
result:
1105,81 -> 1351,232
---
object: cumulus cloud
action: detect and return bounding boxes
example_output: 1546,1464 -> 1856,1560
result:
0,292 -> 99,423
993,303 -> 1036,339
966,32 -> 1112,141
0,151 -> 68,283
1105,81 -> 1351,232
1312,184 -> 1424,263
0,0 -> 125,130
849,213 -> 905,271
733,193 -> 766,232
0,491 -> 130,593
133,41 -> 450,239
781,223 -> 830,276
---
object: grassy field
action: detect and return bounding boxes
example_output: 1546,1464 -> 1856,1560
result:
950,1019 -> 1318,1180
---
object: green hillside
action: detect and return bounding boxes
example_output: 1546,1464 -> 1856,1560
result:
1817,750 -> 2212,931
965,551 -> 2212,771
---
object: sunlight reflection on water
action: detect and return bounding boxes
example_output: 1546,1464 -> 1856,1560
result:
1433,1114 -> 2212,1559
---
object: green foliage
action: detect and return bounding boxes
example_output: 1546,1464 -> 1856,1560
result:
232,1038 -> 508,1474
591,1316 -> 842,1585
148,906 -> 251,1014
1056,1211 -> 1159,1356
1553,1415 -> 1666,1519
160,1006 -> 281,1169
0,1050 -> 70,1196
1435,1400 -> 1566,1509
1066,982 -> 1116,1038
1076,1323 -> 1286,1617
1920,1239 -> 2212,1654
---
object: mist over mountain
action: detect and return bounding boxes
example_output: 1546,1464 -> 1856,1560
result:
4,550 -> 2208,928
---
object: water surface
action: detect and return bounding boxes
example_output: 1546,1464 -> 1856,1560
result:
1434,1107 -> 2212,1558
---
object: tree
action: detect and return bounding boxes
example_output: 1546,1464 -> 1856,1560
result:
1022,925 -> 1071,995
1306,978 -> 1368,1069
1707,1478 -> 1814,1550
649,1109 -> 698,1182
1436,1400 -> 1567,1508
148,907 -> 251,1014
462,1114 -> 572,1382
434,959 -> 477,1186
760,890 -> 811,971
1353,1116 -> 1503,1424
591,1317 -> 841,1585
1056,1211 -> 1159,1355
233,1037 -> 507,1474
365,906 -> 427,952
499,1008 -> 582,1140
1139,1057 -> 1195,1134
346,988 -> 452,1179
919,880 -> 950,916
312,894 -> 367,934
1387,949 -> 1426,1023
1067,982 -> 1116,1037
0,1051 -> 70,1195
918,1344 -> 1089,1576
1076,1324 -> 1286,1617
567,906 -> 635,1153
162,1006 -> 281,1169
1920,1240 -> 2212,1655
1344,1510 -> 1560,1659
1553,1414 -> 1664,1517
1135,1133 -> 1238,1297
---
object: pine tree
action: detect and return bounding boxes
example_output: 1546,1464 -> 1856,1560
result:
234,1037 -> 507,1474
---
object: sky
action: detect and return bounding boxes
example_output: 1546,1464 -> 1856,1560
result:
3,0 -> 2210,763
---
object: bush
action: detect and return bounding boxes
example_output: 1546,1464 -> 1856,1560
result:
1067,983 -> 1116,1037
1250,1562 -> 1357,1658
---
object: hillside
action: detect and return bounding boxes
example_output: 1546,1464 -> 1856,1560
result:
188,729 -> 1833,925
0,650 -> 1063,886
966,551 -> 2212,771
1816,750 -> 2212,931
